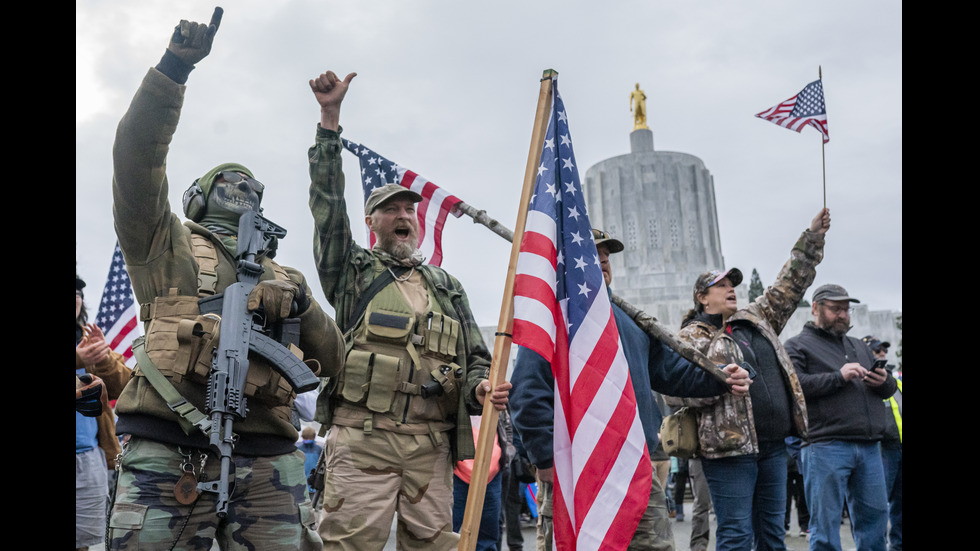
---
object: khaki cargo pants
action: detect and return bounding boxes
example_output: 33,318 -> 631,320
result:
318,425 -> 458,550
535,458 -> 674,551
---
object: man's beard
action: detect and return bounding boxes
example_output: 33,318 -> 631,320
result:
818,313 -> 850,337
377,231 -> 418,261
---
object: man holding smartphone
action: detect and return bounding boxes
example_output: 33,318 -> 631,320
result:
784,284 -> 898,551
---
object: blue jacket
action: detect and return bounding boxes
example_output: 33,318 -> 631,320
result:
510,294 -> 731,469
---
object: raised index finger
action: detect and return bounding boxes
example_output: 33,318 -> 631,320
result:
209,7 -> 224,33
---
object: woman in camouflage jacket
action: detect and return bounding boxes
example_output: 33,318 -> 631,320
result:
665,208 -> 829,551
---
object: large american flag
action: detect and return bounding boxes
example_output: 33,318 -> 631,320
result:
341,139 -> 463,266
95,242 -> 140,367
755,79 -> 829,143
512,79 -> 652,550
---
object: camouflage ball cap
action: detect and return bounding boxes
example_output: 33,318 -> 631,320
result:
693,267 -> 743,297
812,283 -> 860,304
592,228 -> 624,254
364,183 -> 423,215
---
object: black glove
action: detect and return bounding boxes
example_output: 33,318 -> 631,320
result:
168,7 -> 223,66
76,374 -> 104,417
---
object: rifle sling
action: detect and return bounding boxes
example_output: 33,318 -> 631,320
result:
131,336 -> 213,436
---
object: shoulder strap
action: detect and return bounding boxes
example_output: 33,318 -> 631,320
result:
192,233 -> 290,295
131,336 -> 212,436
344,265 -> 409,333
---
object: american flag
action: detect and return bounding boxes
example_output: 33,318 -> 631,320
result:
511,79 -> 652,550
341,139 -> 463,266
95,242 -> 140,367
755,79 -> 829,143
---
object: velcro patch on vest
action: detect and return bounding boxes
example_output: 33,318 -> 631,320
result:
368,312 -> 412,330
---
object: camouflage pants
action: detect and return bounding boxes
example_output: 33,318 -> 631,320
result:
318,425 -> 458,550
534,458 -> 674,551
107,437 -> 320,550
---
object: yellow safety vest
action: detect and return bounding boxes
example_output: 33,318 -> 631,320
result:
886,379 -> 902,443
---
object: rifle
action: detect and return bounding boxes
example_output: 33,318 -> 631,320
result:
196,210 -> 321,518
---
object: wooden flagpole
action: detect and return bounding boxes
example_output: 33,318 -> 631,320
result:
457,68 -> 557,551
820,65 -> 826,209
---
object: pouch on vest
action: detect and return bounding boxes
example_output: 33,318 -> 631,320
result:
340,349 -> 400,414
341,349 -> 371,403
424,312 -> 460,358
427,362 -> 461,418
172,314 -> 220,383
423,363 -> 461,405
361,311 -> 415,346
366,353 -> 400,413
143,292 -> 205,381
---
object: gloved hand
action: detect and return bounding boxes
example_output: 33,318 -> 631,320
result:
167,7 -> 223,66
76,374 -> 105,417
247,279 -> 308,323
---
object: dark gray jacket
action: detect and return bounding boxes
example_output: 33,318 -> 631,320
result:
784,322 -> 898,444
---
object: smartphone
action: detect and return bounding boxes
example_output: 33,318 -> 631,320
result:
871,359 -> 888,373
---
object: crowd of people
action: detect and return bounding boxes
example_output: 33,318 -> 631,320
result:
76,8 -> 901,551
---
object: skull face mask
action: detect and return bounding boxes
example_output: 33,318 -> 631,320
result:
208,171 -> 263,216
196,167 -> 265,236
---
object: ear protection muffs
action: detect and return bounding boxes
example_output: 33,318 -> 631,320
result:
182,179 -> 207,222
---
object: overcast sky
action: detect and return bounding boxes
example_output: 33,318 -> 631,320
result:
76,1 -> 902,329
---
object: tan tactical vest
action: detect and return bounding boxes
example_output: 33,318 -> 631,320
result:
332,269 -> 463,436
136,234 -> 301,409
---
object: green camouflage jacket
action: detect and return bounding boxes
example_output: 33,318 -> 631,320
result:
111,68 -> 344,453
668,229 -> 822,458
307,125 -> 491,462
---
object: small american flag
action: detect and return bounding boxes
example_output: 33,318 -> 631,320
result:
341,139 -> 463,267
95,242 -> 140,367
512,78 -> 652,550
756,79 -> 829,143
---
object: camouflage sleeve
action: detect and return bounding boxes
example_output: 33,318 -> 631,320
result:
308,124 -> 359,313
112,68 -> 185,267
749,229 -> 825,336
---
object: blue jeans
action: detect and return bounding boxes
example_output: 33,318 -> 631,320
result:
802,441 -> 888,551
881,444 -> 902,551
453,471 -> 503,551
701,440 -> 788,551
